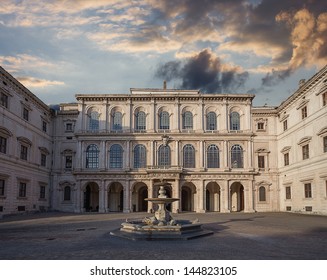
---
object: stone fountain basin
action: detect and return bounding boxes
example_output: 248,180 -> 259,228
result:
110,219 -> 213,240
144,198 -> 179,204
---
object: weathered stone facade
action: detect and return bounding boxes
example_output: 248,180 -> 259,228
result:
1,65 -> 326,216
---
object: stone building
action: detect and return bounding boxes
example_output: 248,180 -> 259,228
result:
1,65 -> 326,216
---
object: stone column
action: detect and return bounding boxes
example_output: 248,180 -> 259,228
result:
104,181 -> 108,212
147,179 -> 154,213
219,180 -> 230,212
172,179 -> 180,213
150,141 -> 154,167
175,140 -> 179,167
100,141 -> 106,170
244,180 -> 255,212
77,141 -> 83,170
125,141 -> 130,169
223,140 -> 229,170
123,181 -> 131,213
196,180 -> 206,213
98,180 -> 105,213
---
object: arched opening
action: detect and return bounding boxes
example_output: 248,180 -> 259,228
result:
230,182 -> 244,212
108,182 -> 124,212
132,182 -> 148,212
206,182 -> 221,212
181,183 -> 196,212
83,182 -> 99,212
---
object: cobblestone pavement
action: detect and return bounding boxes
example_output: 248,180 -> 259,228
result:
0,212 -> 326,260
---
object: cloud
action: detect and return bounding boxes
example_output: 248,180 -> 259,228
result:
155,49 -> 249,93
16,76 -> 65,88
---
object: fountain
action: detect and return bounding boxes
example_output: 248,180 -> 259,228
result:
110,181 -> 213,240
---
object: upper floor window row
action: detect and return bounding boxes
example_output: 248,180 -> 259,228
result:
86,110 -> 242,132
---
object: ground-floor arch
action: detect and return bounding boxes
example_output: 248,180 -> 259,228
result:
230,182 -> 244,212
83,182 -> 99,212
108,182 -> 124,212
181,182 -> 196,212
206,182 -> 221,212
132,182 -> 148,212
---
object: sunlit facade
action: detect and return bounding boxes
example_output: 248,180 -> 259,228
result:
1,65 -> 327,216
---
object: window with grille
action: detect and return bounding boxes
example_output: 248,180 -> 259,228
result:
257,122 -> 264,130
0,92 -> 8,108
183,144 -> 195,168
230,112 -> 240,130
86,144 -> 99,169
206,112 -> 217,131
304,183 -> 312,198
284,153 -> 289,166
301,106 -> 307,119
323,92 -> 327,106
258,155 -> 265,169
283,120 -> 288,131
134,144 -> 146,168
302,144 -> 309,160
135,111 -> 146,130
41,153 -> 46,167
159,111 -> 170,130
110,144 -> 123,168
65,156 -> 72,169
323,136 -> 327,153
182,111 -> 193,130
89,111 -> 99,131
231,144 -> 243,168
23,107 -> 29,121
158,145 -> 170,167
20,145 -> 28,160
40,186 -> 46,199
19,182 -> 26,197
207,144 -> 219,168
113,111 -> 122,131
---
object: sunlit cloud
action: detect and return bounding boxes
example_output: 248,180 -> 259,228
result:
17,76 -> 65,88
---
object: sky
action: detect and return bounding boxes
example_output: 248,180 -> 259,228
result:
0,0 -> 326,106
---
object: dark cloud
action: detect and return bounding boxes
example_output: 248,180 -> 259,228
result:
261,68 -> 292,86
155,49 -> 249,93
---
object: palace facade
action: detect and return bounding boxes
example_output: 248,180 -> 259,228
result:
1,65 -> 327,216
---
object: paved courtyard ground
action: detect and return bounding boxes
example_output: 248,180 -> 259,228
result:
0,212 -> 326,260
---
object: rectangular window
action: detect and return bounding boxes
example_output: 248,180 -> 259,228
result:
23,108 -> 29,121
258,155 -> 265,169
19,182 -> 27,197
0,136 -> 7,154
41,153 -> 47,167
302,144 -> 309,160
323,92 -> 327,106
40,186 -> 46,199
65,156 -> 72,169
42,121 -> 47,132
20,145 -> 28,160
284,153 -> 289,166
304,183 -> 312,198
286,186 -> 291,199
286,206 -> 291,211
0,92 -> 8,108
0,206 -> 3,212
18,206 -> 25,211
301,106 -> 307,119
283,120 -> 288,131
257,122 -> 264,130
0,179 -> 5,196
324,136 -> 327,153
66,123 -> 73,131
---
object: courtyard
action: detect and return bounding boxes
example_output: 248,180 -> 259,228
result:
0,211 -> 326,260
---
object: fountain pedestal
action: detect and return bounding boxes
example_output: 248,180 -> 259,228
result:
110,182 -> 213,240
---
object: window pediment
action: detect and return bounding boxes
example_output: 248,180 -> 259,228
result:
317,126 -> 327,136
297,136 -> 312,146
296,99 -> 309,110
17,136 -> 32,146
279,114 -> 289,122
0,126 -> 13,137
280,146 -> 291,153
38,147 -> 50,154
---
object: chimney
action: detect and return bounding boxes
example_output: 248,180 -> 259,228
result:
163,80 -> 167,90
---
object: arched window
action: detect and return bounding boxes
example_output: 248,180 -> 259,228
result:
183,144 -> 195,168
64,186 -> 71,201
158,145 -> 171,166
182,111 -> 193,130
135,111 -> 146,131
89,111 -> 99,131
134,144 -> 146,168
109,144 -> 123,168
206,112 -> 217,131
231,144 -> 243,168
159,111 -> 170,130
207,144 -> 219,168
259,186 -> 266,202
113,111 -> 122,131
230,111 -> 240,131
86,144 -> 99,169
